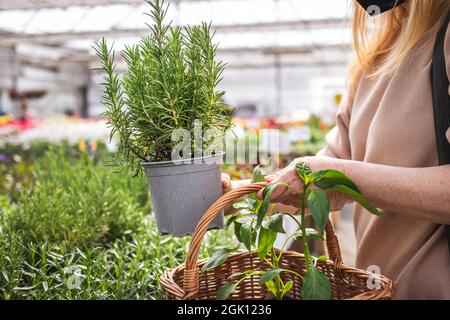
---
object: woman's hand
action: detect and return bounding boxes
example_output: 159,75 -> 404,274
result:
221,173 -> 251,193
221,173 -> 251,215
222,173 -> 232,192
256,156 -> 350,211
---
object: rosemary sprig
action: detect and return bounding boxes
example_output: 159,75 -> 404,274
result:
95,0 -> 233,174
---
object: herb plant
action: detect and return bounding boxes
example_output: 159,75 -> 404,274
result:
95,0 -> 233,174
204,163 -> 382,300
0,146 -> 235,299
9,146 -> 149,248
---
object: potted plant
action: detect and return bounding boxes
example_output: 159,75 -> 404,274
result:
95,0 -> 233,236
203,162 -> 382,300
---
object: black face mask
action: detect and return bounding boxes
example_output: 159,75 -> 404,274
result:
356,0 -> 407,16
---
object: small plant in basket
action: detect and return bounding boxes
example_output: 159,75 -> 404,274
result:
203,163 -> 382,300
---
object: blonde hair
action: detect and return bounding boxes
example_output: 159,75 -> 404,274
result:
349,0 -> 450,93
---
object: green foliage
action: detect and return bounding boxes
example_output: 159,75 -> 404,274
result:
0,140 -> 111,202
306,189 -> 329,232
11,147 -> 149,248
235,219 -> 256,252
292,161 -> 381,299
0,146 -> 235,299
301,266 -> 332,300
0,157 -> 34,202
257,227 -> 277,261
256,183 -> 277,228
216,282 -> 237,300
95,0 -> 233,174
325,184 -> 382,216
295,161 -> 312,185
259,268 -> 284,286
0,199 -> 25,300
312,169 -> 359,192
0,215 -> 234,300
293,228 -> 323,241
251,165 -> 265,183
263,213 -> 286,234
209,162 -> 381,300
0,140 -> 56,163
201,247 -> 237,271
309,165 -> 382,216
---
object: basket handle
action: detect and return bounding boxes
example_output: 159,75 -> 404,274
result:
182,182 -> 343,299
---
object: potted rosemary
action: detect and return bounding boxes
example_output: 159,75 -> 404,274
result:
95,0 -> 233,236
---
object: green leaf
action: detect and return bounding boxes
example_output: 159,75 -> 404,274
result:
265,279 -> 277,297
233,200 -> 249,209
235,209 -> 254,216
225,213 -> 242,228
201,248 -> 234,271
259,268 -> 284,286
239,221 -> 256,251
329,184 -> 382,216
282,280 -> 294,297
252,165 -> 265,183
256,184 -> 278,228
228,272 -> 244,280
263,213 -> 286,234
217,283 -> 237,300
295,162 -> 312,186
228,270 -> 256,281
257,227 -> 277,260
313,169 -> 359,192
234,221 -> 242,242
301,266 -> 332,300
307,189 -> 330,232
233,198 -> 256,210
293,228 -> 323,241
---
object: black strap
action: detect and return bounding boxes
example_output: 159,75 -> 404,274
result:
431,13 -> 450,253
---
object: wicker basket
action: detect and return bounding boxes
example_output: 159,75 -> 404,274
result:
160,182 -> 394,300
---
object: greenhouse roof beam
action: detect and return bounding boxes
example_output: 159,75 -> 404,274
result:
0,0 -> 224,11
0,18 -> 347,46
13,41 -> 348,70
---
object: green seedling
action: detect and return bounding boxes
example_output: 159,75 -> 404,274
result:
204,162 -> 381,300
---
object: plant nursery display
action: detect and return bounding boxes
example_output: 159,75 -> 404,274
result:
96,0 -> 233,236
160,163 -> 393,300
0,146 -> 234,300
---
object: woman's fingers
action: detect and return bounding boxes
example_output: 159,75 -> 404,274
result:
256,171 -> 293,201
264,174 -> 277,182
221,173 -> 231,189
255,162 -> 306,206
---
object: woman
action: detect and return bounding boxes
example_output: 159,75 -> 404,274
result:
223,0 -> 450,299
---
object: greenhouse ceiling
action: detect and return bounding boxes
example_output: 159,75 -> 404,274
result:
0,0 -> 352,71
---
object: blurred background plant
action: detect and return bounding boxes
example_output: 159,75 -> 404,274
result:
0,143 -> 236,299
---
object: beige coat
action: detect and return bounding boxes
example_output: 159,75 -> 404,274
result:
320,23 -> 450,299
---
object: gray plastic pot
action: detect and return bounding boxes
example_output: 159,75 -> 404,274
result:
142,153 -> 224,237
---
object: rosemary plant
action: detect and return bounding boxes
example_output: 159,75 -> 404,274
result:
95,0 -> 233,174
